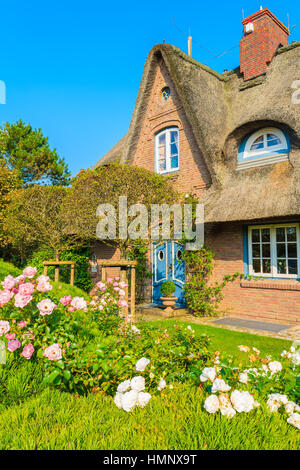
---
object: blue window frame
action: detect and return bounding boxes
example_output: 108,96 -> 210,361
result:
237,127 -> 290,170
155,127 -> 179,174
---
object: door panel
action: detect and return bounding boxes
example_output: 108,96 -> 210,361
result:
152,241 -> 185,306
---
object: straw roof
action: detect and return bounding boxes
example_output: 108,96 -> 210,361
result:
93,41 -> 300,223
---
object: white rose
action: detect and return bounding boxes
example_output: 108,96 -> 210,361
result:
291,353 -> 300,365
268,361 -> 282,375
131,325 -> 140,334
200,367 -> 216,383
231,390 -> 254,413
135,357 -> 150,372
220,406 -> 236,418
117,379 -> 131,393
287,413 -> 300,430
114,392 -> 123,409
211,378 -> 231,393
266,398 -> 281,413
137,392 -> 152,408
239,372 -> 249,384
157,378 -> 167,391
285,402 -> 296,415
131,376 -> 145,392
290,346 -> 296,353
70,296 -> 87,310
121,390 -> 138,412
204,395 -> 220,414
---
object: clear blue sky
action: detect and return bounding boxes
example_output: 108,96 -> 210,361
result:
1,1 -> 299,176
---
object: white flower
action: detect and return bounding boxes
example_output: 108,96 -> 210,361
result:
252,347 -> 260,355
287,413 -> 300,429
290,346 -> 296,353
291,353 -> 300,366
285,401 -> 297,415
137,392 -> 152,408
114,392 -> 123,409
70,296 -> 87,311
200,367 -> 216,383
220,406 -> 236,418
121,390 -> 138,412
230,390 -> 255,413
117,379 -> 131,393
266,398 -> 281,413
239,372 -> 249,384
135,357 -> 150,372
131,376 -> 145,392
157,378 -> 167,391
211,378 -> 231,393
131,325 -> 140,334
268,361 -> 282,375
238,345 -> 250,352
204,395 -> 220,414
268,393 -> 288,405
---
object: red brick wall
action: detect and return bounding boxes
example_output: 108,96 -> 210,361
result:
132,57 -> 211,198
90,241 -> 121,283
207,223 -> 300,325
240,9 -> 289,81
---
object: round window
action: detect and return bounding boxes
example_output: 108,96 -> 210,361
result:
161,87 -> 170,101
176,249 -> 182,261
158,250 -> 164,261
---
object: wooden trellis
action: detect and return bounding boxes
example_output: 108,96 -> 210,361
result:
97,259 -> 137,321
43,261 -> 76,285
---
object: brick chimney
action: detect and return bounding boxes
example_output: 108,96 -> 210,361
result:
240,8 -> 289,81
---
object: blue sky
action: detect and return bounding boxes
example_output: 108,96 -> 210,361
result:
1,1 -> 299,176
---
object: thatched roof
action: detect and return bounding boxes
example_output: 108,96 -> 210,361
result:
93,133 -> 128,168
93,41 -> 300,223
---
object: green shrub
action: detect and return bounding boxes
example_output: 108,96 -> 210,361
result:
160,280 -> 176,297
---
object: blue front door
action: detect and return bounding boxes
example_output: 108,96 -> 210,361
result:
151,241 -> 185,306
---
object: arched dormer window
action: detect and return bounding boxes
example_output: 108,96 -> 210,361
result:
237,127 -> 290,170
155,127 -> 179,174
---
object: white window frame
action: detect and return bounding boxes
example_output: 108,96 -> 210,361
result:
244,127 -> 288,159
248,224 -> 300,279
155,127 -> 179,174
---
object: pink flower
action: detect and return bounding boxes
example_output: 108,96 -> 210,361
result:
36,275 -> 50,283
7,339 -> 21,352
14,293 -> 32,308
20,343 -> 34,360
0,290 -> 14,306
119,281 -> 128,289
0,320 -> 10,336
107,278 -> 113,284
118,289 -> 126,297
23,267 -> 37,279
17,321 -> 27,328
36,280 -> 53,293
59,295 -> 72,306
6,333 -> 15,340
43,343 -> 62,361
15,275 -> 25,284
2,275 -> 15,290
18,282 -> 35,296
68,306 -> 75,312
115,277 -> 120,281
96,281 -> 106,291
70,296 -> 87,311
98,305 -> 104,311
37,299 -> 56,316
118,299 -> 128,308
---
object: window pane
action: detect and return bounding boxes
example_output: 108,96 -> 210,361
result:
276,228 -> 285,242
267,134 -> 281,147
288,259 -> 298,275
253,259 -> 261,273
250,136 -> 264,150
170,142 -> 178,156
158,134 -> 166,146
170,131 -> 178,143
262,229 -> 270,242
288,243 -> 297,258
287,227 -> 296,242
262,259 -> 271,274
262,244 -> 270,257
277,259 -> 286,274
277,243 -> 286,258
171,156 -> 179,169
252,244 -> 260,258
252,229 -> 260,242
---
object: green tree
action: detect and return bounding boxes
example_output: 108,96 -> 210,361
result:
0,120 -> 70,186
0,162 -> 22,248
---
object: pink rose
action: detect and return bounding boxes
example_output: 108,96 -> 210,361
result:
14,293 -> 32,308
59,295 -> 72,306
68,306 -> 75,312
70,297 -> 87,311
2,275 -> 15,290
36,275 -> 50,283
20,343 -> 34,360
115,277 -> 120,281
36,280 -> 53,293
23,267 -> 37,279
6,333 -> 15,340
118,299 -> 128,308
0,290 -> 14,306
37,299 -> 56,316
43,343 -> 62,361
0,320 -> 10,336
17,321 -> 27,328
18,282 -> 35,296
107,278 -> 113,284
7,339 -> 21,352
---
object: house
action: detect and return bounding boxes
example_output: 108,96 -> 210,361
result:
91,8 -> 300,325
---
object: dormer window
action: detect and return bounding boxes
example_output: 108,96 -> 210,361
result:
155,127 -> 179,174
237,127 -> 290,170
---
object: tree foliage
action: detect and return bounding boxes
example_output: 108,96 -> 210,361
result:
0,120 -> 70,186
0,162 -> 22,247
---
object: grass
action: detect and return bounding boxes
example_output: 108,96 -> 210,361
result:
0,385 -> 298,450
146,320 -> 292,364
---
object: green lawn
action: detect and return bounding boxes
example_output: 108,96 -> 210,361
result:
0,320 -> 297,450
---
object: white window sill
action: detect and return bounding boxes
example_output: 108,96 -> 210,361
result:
237,153 -> 289,170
